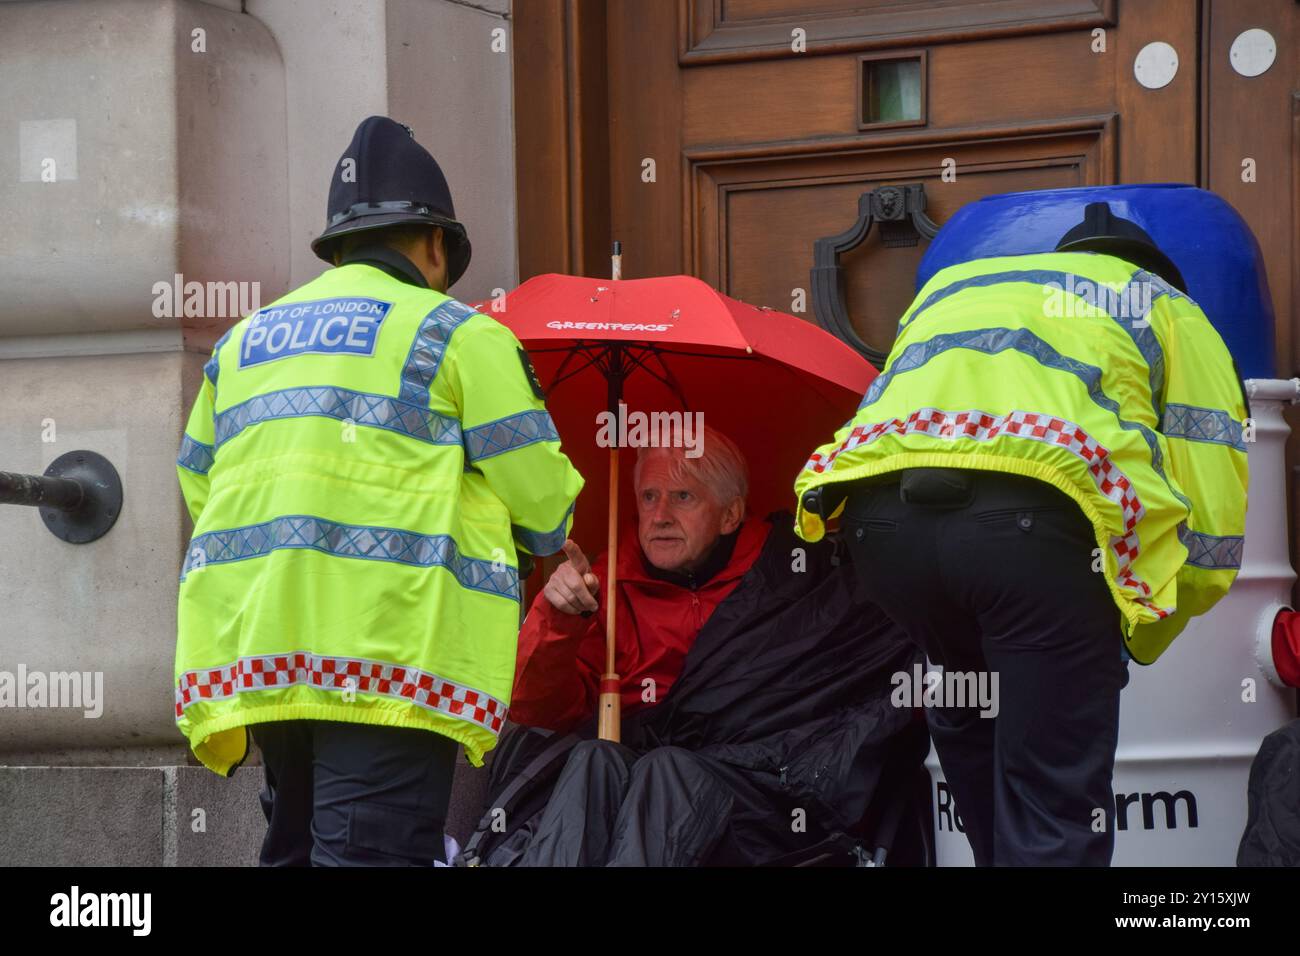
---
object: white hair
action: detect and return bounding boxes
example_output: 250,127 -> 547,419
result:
633,425 -> 748,514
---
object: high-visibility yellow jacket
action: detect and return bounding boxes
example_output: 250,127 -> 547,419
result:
175,263 -> 584,775
795,251 -> 1249,664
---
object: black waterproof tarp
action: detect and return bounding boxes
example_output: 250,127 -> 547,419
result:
1238,717 -> 1300,866
461,513 -> 928,866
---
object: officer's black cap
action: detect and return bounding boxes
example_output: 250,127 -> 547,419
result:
1055,201 -> 1187,293
312,116 -> 472,288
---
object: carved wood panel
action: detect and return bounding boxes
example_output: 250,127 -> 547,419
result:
686,116 -> 1116,355
680,0 -> 1115,64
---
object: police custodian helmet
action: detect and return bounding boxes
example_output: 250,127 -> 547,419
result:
311,115 -> 472,288
1055,201 -> 1187,294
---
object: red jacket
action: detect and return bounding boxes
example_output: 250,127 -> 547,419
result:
510,517 -> 772,732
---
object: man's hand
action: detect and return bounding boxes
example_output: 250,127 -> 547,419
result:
543,539 -> 601,616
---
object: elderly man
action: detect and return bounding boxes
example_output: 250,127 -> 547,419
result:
510,427 -> 754,732
462,427 -> 924,867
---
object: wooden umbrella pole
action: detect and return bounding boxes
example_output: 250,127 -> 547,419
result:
597,244 -> 624,742
597,443 -> 622,741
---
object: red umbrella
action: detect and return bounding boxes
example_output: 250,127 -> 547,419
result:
475,271 -> 876,738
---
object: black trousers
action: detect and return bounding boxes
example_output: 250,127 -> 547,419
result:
843,469 -> 1129,866
251,720 -> 458,867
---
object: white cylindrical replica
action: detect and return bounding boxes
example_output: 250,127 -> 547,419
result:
927,378 -> 1299,865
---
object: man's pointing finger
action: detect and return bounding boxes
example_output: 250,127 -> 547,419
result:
561,538 -> 591,575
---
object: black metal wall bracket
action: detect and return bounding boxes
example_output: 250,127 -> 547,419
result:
810,182 -> 940,369
0,450 -> 123,544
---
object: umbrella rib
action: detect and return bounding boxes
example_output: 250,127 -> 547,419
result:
624,346 -> 690,409
531,342 -> 759,405
547,345 -> 608,390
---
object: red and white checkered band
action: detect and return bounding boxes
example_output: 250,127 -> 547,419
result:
175,652 -> 506,735
806,407 -> 1172,619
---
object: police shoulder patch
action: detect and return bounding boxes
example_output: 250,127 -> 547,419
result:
518,347 -> 545,399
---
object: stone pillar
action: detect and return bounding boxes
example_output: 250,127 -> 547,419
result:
0,0 -> 517,864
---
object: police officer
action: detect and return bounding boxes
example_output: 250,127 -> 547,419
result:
174,116 -> 584,866
795,203 -> 1248,865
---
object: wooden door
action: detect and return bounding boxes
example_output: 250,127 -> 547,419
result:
597,0 -> 1208,361
515,0 -> 1300,363
513,0 -> 1299,560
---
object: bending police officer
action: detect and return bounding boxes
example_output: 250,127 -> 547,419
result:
795,203 -> 1248,866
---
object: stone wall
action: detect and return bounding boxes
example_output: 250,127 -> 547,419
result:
0,0 -> 516,864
